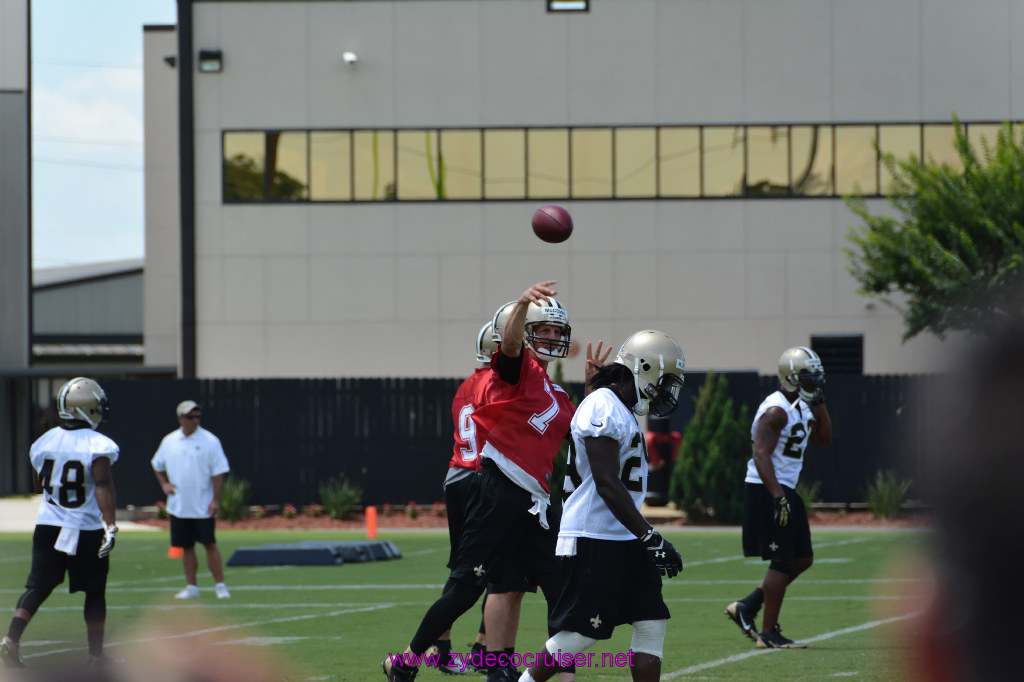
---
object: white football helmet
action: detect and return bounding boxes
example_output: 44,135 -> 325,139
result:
476,322 -> 499,363
524,297 -> 571,359
490,301 -> 516,343
57,377 -> 110,429
614,330 -> 685,416
778,346 -> 826,394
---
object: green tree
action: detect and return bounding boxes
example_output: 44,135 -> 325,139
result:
669,372 -> 750,524
845,117 -> 1024,340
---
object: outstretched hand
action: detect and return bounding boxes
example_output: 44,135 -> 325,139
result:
585,340 -> 613,387
520,281 -> 557,307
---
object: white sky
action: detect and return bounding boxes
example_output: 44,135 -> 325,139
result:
31,0 -> 176,269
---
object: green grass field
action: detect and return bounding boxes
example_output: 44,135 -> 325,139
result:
0,528 -> 930,680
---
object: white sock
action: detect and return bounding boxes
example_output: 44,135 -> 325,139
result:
216,582 -> 226,587
519,671 -> 536,682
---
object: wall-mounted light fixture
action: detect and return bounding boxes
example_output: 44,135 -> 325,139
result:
342,51 -> 358,68
547,0 -> 589,11
198,49 -> 223,73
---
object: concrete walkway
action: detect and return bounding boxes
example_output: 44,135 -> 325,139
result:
0,496 -> 157,533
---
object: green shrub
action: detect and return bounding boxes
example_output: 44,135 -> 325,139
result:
219,474 -> 251,521
866,470 -> 912,519
669,372 -> 750,524
795,478 -> 822,512
319,475 -> 363,520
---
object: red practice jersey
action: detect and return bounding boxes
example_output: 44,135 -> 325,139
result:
471,350 -> 575,492
448,367 -> 505,471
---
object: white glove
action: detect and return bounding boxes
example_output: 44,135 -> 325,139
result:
799,385 -> 824,405
98,523 -> 118,558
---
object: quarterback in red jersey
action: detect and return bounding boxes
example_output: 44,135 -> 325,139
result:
385,282 -> 607,682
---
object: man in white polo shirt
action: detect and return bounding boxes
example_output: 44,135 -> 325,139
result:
151,400 -> 232,599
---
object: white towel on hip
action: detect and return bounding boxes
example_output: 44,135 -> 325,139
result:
55,527 -> 80,555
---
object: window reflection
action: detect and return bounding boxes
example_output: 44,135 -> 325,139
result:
571,128 -> 612,198
614,128 -> 656,198
659,127 -> 700,197
484,129 -> 525,199
222,121 -> 1016,203
310,131 -> 351,201
440,130 -> 482,200
397,130 -> 441,200
703,126 -> 744,196
267,131 -> 308,201
836,125 -> 877,195
878,125 -> 920,193
528,129 -> 569,199
223,132 -> 266,201
353,130 -> 395,201
746,126 -> 789,195
923,124 -> 960,170
791,125 -> 833,195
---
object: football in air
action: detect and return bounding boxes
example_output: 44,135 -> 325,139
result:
532,205 -> 573,243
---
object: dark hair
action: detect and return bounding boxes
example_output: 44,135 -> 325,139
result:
588,362 -> 632,390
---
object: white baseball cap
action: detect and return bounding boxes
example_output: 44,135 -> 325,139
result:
176,400 -> 200,417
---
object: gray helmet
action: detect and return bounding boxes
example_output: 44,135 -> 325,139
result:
778,346 -> 825,393
476,322 -> 499,363
614,330 -> 685,416
57,377 -> 110,429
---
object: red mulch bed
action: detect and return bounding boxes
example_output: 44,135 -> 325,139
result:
134,509 -> 929,531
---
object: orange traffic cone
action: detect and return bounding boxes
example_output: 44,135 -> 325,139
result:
366,506 -> 378,539
168,546 -> 183,559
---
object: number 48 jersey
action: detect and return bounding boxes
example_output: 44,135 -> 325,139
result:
30,426 -> 119,530
560,387 -> 647,542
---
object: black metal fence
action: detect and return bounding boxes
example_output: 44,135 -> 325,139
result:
37,373 -> 935,508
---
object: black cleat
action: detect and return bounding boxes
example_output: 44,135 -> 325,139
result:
485,666 -> 520,682
467,642 -> 488,674
383,656 -> 419,681
86,653 -> 125,667
1,636 -> 24,668
428,643 -> 465,675
725,600 -> 760,642
756,623 -> 807,649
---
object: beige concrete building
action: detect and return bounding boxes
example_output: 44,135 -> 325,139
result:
144,0 -> 1021,380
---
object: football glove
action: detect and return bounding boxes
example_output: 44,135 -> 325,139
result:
773,496 -> 790,528
640,528 -> 683,578
98,523 -> 118,558
799,385 -> 825,405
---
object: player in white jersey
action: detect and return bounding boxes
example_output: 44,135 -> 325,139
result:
519,330 -> 685,682
1,378 -> 120,669
724,347 -> 832,650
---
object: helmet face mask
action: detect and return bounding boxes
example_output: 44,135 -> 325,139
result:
778,346 -> 826,394
614,330 -> 686,416
524,297 -> 571,359
56,377 -> 110,429
476,322 -> 498,363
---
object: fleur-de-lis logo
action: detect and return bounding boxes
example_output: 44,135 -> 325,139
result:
590,615 -> 602,629
473,565 -> 486,577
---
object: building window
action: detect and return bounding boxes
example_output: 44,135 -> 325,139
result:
221,121 -> 1014,204
811,334 -> 864,375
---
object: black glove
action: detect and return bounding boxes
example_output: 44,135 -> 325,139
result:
640,528 -> 683,578
773,496 -> 790,528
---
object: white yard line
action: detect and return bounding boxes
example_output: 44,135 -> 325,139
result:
662,612 -> 920,679
24,603 -> 397,660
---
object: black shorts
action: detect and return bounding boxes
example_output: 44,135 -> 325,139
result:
741,483 -> 813,563
548,537 -> 669,640
26,525 -> 109,594
450,460 -> 560,589
169,516 -> 217,548
444,471 -> 479,570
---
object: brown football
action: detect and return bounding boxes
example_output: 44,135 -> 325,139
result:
532,205 -> 573,243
